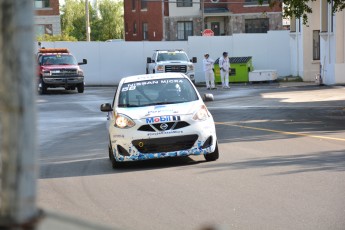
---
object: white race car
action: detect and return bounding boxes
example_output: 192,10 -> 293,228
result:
100,73 -> 218,168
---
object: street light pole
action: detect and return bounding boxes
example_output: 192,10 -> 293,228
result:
86,0 -> 91,41
201,0 -> 205,34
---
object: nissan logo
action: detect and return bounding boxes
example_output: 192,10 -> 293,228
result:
160,123 -> 168,130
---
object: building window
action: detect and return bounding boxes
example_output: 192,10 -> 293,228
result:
35,24 -> 53,36
141,0 -> 147,10
245,18 -> 269,33
244,0 -> 268,5
177,0 -> 192,7
133,22 -> 137,35
34,0 -> 50,8
177,21 -> 193,40
132,0 -> 136,10
313,30 -> 320,60
143,23 -> 148,40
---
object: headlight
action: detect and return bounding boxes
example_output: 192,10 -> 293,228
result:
156,65 -> 164,72
115,114 -> 135,128
193,105 -> 210,121
42,71 -> 51,77
77,70 -> 84,76
187,64 -> 194,71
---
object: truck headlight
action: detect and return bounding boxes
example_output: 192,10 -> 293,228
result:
156,65 -> 164,72
187,64 -> 194,71
42,71 -> 51,77
115,114 -> 135,129
77,70 -> 84,76
193,105 -> 210,121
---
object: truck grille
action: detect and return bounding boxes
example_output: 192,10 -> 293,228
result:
50,69 -> 78,76
165,65 -> 187,73
132,135 -> 198,153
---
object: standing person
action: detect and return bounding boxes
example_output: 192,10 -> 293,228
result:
203,53 -> 216,90
219,52 -> 230,89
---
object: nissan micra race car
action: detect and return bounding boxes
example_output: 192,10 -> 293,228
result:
100,73 -> 218,168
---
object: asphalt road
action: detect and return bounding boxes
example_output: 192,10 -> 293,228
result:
37,84 -> 345,230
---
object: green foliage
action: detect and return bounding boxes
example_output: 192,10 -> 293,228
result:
60,0 -> 124,41
265,0 -> 345,24
36,34 -> 77,41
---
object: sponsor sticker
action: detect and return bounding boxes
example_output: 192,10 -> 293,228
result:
145,115 -> 180,124
147,130 -> 183,136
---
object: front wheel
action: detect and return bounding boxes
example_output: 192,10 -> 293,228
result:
108,143 -> 121,169
38,78 -> 47,95
77,83 -> 84,93
204,142 -> 219,161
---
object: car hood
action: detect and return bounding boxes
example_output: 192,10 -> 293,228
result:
116,101 -> 203,120
41,65 -> 79,70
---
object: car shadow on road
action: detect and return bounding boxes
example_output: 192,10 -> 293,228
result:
39,156 -> 205,179
196,149 -> 345,175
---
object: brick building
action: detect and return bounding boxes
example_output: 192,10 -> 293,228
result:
34,0 -> 61,36
124,0 -> 282,41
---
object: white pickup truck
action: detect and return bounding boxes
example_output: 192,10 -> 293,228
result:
146,50 -> 197,83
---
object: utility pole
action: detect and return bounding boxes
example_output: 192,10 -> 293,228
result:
201,0 -> 205,34
86,0 -> 91,41
0,0 -> 38,227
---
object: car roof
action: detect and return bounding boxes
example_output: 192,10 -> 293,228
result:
121,73 -> 188,84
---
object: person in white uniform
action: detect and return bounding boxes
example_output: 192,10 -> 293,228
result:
219,52 -> 230,88
203,53 -> 216,90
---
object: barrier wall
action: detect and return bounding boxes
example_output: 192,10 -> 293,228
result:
39,30 -> 290,85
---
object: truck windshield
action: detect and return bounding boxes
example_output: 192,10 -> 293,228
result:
118,78 -> 198,108
157,53 -> 189,62
41,55 -> 78,65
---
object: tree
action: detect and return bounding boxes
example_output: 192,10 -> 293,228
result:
60,0 -> 124,41
37,34 -> 78,41
267,0 -> 345,24
96,0 -> 124,40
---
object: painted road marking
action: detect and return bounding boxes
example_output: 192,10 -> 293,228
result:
215,122 -> 345,142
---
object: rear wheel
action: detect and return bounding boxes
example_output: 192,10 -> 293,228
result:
77,83 -> 84,93
204,142 -> 219,161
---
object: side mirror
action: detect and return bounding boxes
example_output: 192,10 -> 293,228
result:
147,57 -> 152,63
100,103 -> 113,112
203,93 -> 214,102
78,59 -> 87,65
192,57 -> 197,63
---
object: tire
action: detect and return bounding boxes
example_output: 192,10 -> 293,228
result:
38,78 -> 47,95
108,142 -> 121,169
77,83 -> 84,93
204,142 -> 219,161
146,68 -> 149,74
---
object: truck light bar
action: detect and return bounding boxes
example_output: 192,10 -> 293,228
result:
38,48 -> 69,54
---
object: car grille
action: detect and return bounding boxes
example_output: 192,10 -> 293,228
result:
50,69 -> 78,76
132,135 -> 198,153
165,65 -> 187,73
138,121 -> 190,132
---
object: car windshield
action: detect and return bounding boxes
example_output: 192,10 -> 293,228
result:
41,54 -> 77,65
157,52 -> 189,62
118,78 -> 199,108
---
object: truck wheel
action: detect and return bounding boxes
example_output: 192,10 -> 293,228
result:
77,83 -> 84,93
146,68 -> 149,74
204,142 -> 219,161
38,78 -> 47,95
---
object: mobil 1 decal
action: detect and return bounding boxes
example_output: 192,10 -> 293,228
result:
146,115 -> 181,124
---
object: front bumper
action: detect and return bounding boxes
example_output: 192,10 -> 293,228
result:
43,76 -> 84,87
109,117 -> 216,162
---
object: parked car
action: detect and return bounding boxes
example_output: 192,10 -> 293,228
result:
100,73 -> 218,168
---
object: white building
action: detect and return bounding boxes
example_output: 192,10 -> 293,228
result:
290,0 -> 345,84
